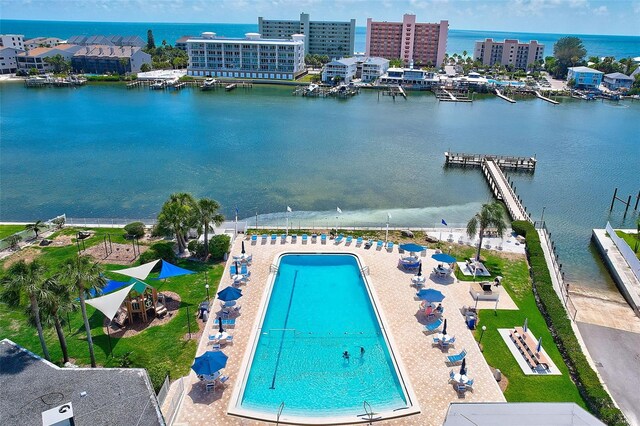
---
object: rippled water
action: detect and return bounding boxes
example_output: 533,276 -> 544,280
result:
0,83 -> 638,290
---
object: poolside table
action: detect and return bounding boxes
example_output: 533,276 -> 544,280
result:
436,333 -> 453,343
210,332 -> 229,342
453,373 -> 469,384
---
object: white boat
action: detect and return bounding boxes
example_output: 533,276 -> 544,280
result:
165,77 -> 180,87
150,79 -> 165,90
202,78 -> 218,90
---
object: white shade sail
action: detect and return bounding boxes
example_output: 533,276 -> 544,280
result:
85,284 -> 135,321
112,259 -> 159,280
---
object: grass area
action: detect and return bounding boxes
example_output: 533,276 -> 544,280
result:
296,74 -> 319,83
0,227 -> 224,383
472,254 -> 586,405
615,230 -> 640,259
0,224 -> 26,240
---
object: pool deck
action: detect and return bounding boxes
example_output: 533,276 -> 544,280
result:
174,236 -> 512,425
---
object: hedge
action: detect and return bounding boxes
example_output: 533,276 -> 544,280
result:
512,221 -> 627,425
138,242 -> 177,264
208,234 -> 230,261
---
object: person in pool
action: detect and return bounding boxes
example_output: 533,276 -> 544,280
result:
360,347 -> 365,357
343,351 -> 350,361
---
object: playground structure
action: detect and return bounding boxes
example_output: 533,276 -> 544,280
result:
113,280 -> 168,327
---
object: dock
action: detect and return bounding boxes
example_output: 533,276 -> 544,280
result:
534,91 -> 559,105
434,89 -> 473,103
495,89 -> 516,103
481,159 -> 531,222
445,152 -> 537,171
379,86 -> 406,100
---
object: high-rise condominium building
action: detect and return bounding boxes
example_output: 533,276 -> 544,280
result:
258,13 -> 355,57
365,14 -> 448,67
474,39 -> 545,70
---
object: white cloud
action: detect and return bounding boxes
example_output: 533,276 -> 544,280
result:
592,5 -> 608,15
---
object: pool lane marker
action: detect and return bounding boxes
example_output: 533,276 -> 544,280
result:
269,269 -> 298,390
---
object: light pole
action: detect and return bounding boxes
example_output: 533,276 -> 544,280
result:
540,206 -> 546,223
205,284 -> 210,301
479,325 -> 487,344
386,216 -> 390,243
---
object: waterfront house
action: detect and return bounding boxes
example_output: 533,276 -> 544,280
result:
24,37 -> 63,50
0,47 -> 24,74
71,45 -> 151,74
365,14 -> 448,68
16,44 -> 82,73
378,67 -> 439,88
567,66 -> 604,90
603,72 -> 634,91
0,34 -> 24,50
474,39 -> 544,70
361,57 -> 390,82
259,12 -> 355,57
0,339 -> 164,426
322,57 -> 358,83
186,32 -> 306,80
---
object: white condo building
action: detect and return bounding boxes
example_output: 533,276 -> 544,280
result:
186,32 -> 306,80
0,34 -> 25,50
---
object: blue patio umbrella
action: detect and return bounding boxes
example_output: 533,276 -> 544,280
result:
191,351 -> 228,376
217,286 -> 243,302
416,288 -> 445,302
432,253 -> 457,263
399,243 -> 425,253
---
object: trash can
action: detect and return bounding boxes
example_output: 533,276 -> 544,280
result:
494,369 -> 502,382
202,310 -> 208,322
466,314 -> 476,330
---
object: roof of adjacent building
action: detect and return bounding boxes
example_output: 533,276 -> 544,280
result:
364,57 -> 389,65
175,36 -> 192,43
328,57 -> 359,66
0,339 -> 164,426
443,403 -> 605,426
73,45 -> 146,59
16,44 -> 80,57
67,35 -> 145,47
568,66 -> 604,74
604,72 -> 633,80
25,37 -> 63,44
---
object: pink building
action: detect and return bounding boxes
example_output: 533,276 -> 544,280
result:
365,14 -> 448,67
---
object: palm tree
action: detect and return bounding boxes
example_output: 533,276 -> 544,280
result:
62,256 -> 106,367
466,202 -> 507,261
25,220 -> 47,239
462,50 -> 468,60
195,198 -> 225,259
0,260 -> 50,360
157,192 -> 198,254
38,275 -> 75,363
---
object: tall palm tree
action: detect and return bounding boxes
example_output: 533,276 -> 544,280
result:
0,260 -> 50,360
38,275 -> 75,363
62,256 -> 106,367
157,192 -> 197,254
195,198 -> 225,259
25,220 -> 47,239
466,202 -> 507,261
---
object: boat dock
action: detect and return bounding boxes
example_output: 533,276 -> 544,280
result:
445,151 -> 535,221
534,91 -> 559,105
495,89 -> 516,103
434,89 -> 473,103
25,76 -> 87,88
294,84 -> 359,98
378,86 -> 407,100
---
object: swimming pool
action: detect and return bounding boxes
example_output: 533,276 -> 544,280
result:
229,253 -> 417,423
487,79 -> 526,87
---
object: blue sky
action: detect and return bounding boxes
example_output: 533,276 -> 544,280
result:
2,0 -> 639,35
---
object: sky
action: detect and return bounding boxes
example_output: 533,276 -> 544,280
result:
1,0 -> 639,35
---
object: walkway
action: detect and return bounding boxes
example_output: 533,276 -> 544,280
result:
483,159 -> 530,222
174,236 -> 510,425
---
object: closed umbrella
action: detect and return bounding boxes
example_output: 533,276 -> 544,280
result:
241,241 -> 246,254
235,261 -> 240,274
536,336 -> 542,353
416,289 -> 445,302
460,357 -> 467,376
432,253 -> 456,263
217,286 -> 243,302
218,316 -> 224,333
442,318 -> 448,335
191,351 -> 228,376
417,263 -> 423,277
523,318 -> 528,332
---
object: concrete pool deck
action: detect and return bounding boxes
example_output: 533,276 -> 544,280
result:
174,236 -> 511,425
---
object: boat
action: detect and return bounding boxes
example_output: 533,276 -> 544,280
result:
201,78 -> 218,90
225,83 -> 237,91
150,79 -> 165,90
165,77 -> 180,87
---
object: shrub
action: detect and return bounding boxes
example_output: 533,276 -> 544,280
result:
146,363 -> 171,393
512,220 -> 627,425
124,222 -> 146,239
208,234 -> 230,261
139,242 -> 177,264
187,240 -> 206,258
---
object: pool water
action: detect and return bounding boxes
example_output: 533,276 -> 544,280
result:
238,254 -> 409,418
487,79 -> 526,87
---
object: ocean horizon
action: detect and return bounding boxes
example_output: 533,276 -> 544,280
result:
1,19 -> 638,58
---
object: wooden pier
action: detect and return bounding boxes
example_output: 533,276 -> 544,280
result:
495,89 -> 516,103
434,89 -> 473,103
379,86 -> 406,100
444,152 -> 537,171
534,91 -> 559,105
481,159 -> 532,222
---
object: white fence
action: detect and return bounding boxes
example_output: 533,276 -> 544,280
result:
158,376 -> 186,425
0,214 -> 65,251
606,222 -> 640,282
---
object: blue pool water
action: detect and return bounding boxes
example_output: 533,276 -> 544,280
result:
487,79 -> 526,87
238,254 -> 409,418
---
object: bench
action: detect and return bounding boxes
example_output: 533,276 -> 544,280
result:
510,327 -> 549,372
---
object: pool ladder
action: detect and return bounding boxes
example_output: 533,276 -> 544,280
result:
270,264 -> 279,273
361,401 -> 381,424
361,266 -> 370,276
276,401 -> 285,425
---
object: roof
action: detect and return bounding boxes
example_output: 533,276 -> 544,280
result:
0,339 -> 164,426
328,57 -> 359,66
364,57 -> 389,65
568,66 -> 603,74
176,36 -> 192,43
186,36 -> 303,46
73,45 -> 145,59
604,72 -> 633,80
443,402 -> 605,426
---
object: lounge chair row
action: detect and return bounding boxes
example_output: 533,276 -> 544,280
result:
250,233 -> 398,251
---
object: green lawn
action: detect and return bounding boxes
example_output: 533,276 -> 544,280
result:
0,227 -> 225,384
0,224 -> 26,240
615,230 -> 640,259
461,249 -> 586,406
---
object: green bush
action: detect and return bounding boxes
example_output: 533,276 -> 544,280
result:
187,240 -> 206,258
139,242 -> 177,264
512,221 -> 627,425
146,363 -> 171,393
208,234 -> 230,261
124,222 -> 146,239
